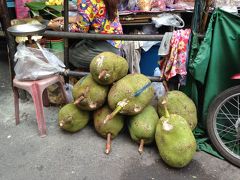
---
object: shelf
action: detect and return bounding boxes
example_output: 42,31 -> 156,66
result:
119,10 -> 194,26
119,9 -> 194,16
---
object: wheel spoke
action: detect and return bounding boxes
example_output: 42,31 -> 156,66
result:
238,96 -> 239,118
216,123 -> 235,130
211,92 -> 240,160
227,99 -> 239,110
219,107 -> 236,126
228,141 -> 238,154
218,124 -> 236,135
216,116 -> 238,121
224,139 -> 239,145
238,142 -> 240,155
226,141 -> 240,151
218,128 -> 236,139
217,113 -> 238,117
218,129 -> 236,136
222,104 -> 236,122
219,129 -> 236,139
232,96 -> 239,104
233,141 -> 238,152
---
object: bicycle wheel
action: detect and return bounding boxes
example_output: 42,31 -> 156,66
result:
207,85 -> 240,167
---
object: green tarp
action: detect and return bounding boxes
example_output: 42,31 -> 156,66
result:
181,8 -> 240,159
185,8 -> 240,128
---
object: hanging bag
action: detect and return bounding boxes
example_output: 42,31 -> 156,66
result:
152,13 -> 185,28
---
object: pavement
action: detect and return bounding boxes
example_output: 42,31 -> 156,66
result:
0,47 -> 239,180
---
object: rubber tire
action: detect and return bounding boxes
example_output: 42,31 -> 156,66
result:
207,85 -> 240,168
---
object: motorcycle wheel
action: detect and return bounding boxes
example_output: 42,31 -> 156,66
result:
207,85 -> 240,167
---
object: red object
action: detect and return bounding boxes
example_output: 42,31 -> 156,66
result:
13,75 -> 68,137
231,73 -> 240,79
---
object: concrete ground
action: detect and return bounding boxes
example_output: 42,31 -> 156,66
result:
0,50 -> 239,180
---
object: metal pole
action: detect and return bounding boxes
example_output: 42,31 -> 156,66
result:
63,70 -> 163,82
0,0 -> 16,85
43,31 -> 165,41
63,0 -> 69,82
43,31 -> 205,40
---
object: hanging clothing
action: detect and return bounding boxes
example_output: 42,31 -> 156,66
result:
72,0 -> 123,48
122,41 -> 142,73
160,29 -> 191,84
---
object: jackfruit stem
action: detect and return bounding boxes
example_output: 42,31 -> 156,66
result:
162,99 -> 170,118
163,80 -> 169,92
98,70 -> 107,80
103,105 -> 123,124
74,96 -> 85,105
138,139 -> 144,154
105,133 -> 111,154
59,116 -> 72,127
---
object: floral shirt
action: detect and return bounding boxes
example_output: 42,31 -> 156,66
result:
69,0 -> 123,48
160,29 -> 191,84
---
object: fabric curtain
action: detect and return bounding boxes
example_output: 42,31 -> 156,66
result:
184,8 -> 240,128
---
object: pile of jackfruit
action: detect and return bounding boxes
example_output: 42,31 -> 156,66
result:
58,52 -> 198,168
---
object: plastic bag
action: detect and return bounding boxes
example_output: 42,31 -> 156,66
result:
152,13 -> 185,28
14,42 -> 66,80
151,67 -> 166,108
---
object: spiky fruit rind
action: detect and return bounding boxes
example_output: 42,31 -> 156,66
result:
108,73 -> 154,115
155,114 -> 196,168
128,105 -> 159,144
94,105 -> 124,138
58,103 -> 89,133
158,90 -> 198,130
72,74 -> 109,111
90,52 -> 129,85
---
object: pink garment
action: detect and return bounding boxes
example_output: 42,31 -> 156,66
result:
160,29 -> 191,81
15,0 -> 31,19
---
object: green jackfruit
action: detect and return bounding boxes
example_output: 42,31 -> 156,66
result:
94,105 -> 124,154
158,90 -> 197,130
94,105 -> 124,138
128,105 -> 159,153
72,74 -> 109,111
155,110 -> 196,168
58,103 -> 89,133
90,52 -> 129,85
108,73 -> 154,115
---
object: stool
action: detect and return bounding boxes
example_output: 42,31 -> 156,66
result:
13,75 -> 68,137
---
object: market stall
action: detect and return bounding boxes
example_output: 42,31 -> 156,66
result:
1,0 -> 240,168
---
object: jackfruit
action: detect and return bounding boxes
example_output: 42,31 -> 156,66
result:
158,90 -> 197,130
108,73 -> 154,115
72,74 -> 109,111
58,103 -> 89,133
128,105 -> 159,154
90,52 -> 128,85
94,105 -> 124,154
155,102 -> 196,168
